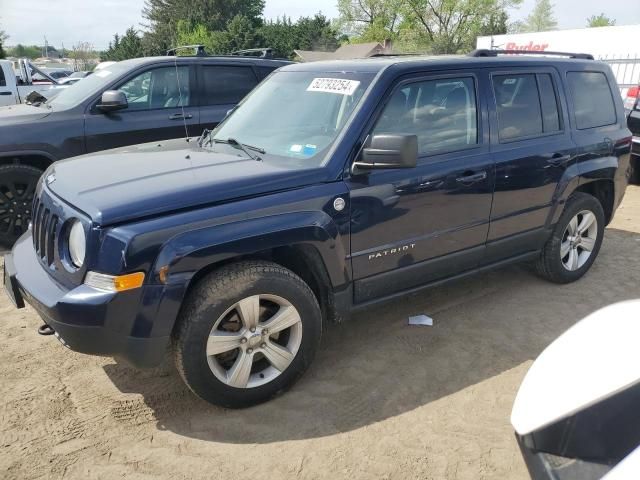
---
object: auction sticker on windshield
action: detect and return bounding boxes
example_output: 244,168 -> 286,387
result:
307,78 -> 360,96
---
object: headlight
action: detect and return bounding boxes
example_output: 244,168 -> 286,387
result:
68,220 -> 86,268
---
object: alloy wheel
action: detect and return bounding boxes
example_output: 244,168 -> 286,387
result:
206,294 -> 303,388
560,210 -> 598,271
0,176 -> 36,239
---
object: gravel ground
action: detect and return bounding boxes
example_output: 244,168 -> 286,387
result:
1,186 -> 639,480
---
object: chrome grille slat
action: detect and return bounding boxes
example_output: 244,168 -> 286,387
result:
39,209 -> 49,259
45,215 -> 58,266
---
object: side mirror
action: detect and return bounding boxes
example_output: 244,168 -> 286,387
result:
353,134 -> 418,172
96,90 -> 128,112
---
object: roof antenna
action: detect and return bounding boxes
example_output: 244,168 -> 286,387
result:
172,54 -> 190,142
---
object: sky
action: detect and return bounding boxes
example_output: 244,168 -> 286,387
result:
1,0 -> 639,51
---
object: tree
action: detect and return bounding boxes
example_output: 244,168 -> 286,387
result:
520,0 -> 557,32
142,0 -> 265,50
294,14 -> 340,52
8,44 -> 42,59
587,13 -> 615,28
0,25 -> 6,59
102,28 -> 145,61
403,0 -> 522,54
337,0 -> 403,40
69,42 -> 97,70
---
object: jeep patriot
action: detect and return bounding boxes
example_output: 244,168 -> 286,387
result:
4,51 -> 632,407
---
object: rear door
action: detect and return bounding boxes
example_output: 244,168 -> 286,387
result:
197,64 -> 259,132
485,67 -> 576,263
84,64 -> 199,153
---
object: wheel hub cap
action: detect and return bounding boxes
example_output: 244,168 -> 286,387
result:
205,294 -> 303,389
561,210 -> 598,272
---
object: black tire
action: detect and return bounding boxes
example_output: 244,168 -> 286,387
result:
630,155 -> 640,185
173,261 -> 322,408
535,192 -> 605,284
0,163 -> 43,247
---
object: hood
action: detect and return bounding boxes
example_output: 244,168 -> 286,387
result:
0,103 -> 52,124
46,139 -> 329,225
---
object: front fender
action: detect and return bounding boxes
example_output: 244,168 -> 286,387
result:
154,210 -> 349,289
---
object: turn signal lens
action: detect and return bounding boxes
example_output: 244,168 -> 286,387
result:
85,271 -> 145,292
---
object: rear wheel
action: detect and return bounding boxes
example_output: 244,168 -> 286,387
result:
0,164 -> 43,247
173,261 -> 322,408
535,192 -> 605,284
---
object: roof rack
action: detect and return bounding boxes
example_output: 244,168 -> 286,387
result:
166,45 -> 207,56
468,49 -> 594,60
230,48 -> 274,59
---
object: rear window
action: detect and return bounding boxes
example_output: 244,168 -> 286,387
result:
492,73 -> 561,141
567,71 -> 617,130
0,67 -> 5,87
202,66 -> 258,105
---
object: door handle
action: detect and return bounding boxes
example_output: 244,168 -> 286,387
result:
547,153 -> 571,166
0,91 -> 12,95
456,171 -> 487,184
169,113 -> 193,120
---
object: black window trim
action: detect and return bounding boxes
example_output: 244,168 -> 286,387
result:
566,69 -> 618,131
365,71 -> 484,165
489,69 -> 565,145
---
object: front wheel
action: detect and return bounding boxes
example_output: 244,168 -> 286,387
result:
173,261 -> 322,408
535,192 -> 605,284
0,164 -> 43,247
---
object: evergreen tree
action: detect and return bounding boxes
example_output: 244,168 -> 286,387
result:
521,0 -> 557,32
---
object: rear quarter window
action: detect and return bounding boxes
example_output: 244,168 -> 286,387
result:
0,67 -> 6,87
567,71 -> 617,129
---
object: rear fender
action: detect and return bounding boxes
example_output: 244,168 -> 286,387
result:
550,156 -> 618,225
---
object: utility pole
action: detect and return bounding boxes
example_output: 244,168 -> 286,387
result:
44,36 -> 48,58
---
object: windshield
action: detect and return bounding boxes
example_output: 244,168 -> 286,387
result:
47,62 -> 132,109
211,70 -> 375,167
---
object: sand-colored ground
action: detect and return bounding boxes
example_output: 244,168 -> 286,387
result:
1,186 -> 639,480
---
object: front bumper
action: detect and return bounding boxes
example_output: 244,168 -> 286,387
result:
3,234 -> 175,368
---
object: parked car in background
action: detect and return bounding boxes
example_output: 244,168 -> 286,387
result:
0,53 -> 291,245
0,59 -> 66,107
3,50 -> 631,408
37,68 -> 73,81
58,71 -> 92,86
624,84 -> 640,184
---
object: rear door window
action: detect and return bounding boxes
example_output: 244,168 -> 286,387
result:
201,66 -> 258,105
567,71 -> 617,129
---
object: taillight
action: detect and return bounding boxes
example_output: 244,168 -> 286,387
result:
624,86 -> 639,111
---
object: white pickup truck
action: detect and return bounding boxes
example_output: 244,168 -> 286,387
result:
0,59 -> 66,106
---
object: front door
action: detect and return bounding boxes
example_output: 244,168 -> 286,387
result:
84,65 -> 199,153
485,68 -> 576,263
346,72 -> 494,304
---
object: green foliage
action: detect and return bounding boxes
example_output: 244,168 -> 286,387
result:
587,13 -> 615,28
0,40 -> 5,60
142,0 -> 265,50
8,44 -> 42,59
336,0 -> 403,41
520,0 -> 557,32
101,28 -> 145,61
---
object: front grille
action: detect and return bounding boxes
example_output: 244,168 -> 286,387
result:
32,195 -> 59,266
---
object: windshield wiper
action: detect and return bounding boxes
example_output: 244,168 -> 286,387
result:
213,137 -> 265,161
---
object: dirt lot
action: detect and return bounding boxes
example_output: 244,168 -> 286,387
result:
1,186 -> 639,480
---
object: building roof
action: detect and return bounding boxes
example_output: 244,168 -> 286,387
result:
295,42 -> 386,62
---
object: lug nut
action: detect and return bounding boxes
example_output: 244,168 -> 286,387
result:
247,348 -> 253,354
250,327 -> 256,333
240,338 -> 247,344
260,343 -> 266,348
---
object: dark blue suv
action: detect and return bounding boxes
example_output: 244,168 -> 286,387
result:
3,51 -> 632,408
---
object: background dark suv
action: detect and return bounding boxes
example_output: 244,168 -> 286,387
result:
0,54 -> 291,244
